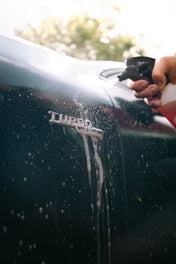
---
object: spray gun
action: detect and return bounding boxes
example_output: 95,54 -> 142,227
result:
118,56 -> 176,128
118,56 -> 155,83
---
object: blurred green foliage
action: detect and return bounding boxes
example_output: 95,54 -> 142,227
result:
16,13 -> 145,61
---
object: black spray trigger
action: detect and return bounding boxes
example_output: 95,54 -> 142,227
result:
118,56 -> 155,83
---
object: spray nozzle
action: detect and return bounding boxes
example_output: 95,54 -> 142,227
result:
118,56 -> 155,83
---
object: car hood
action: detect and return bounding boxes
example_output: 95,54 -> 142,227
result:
0,34 -> 123,101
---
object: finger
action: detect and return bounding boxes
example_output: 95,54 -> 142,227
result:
152,59 -> 167,89
144,97 -> 161,107
144,98 -> 161,114
152,73 -> 166,90
128,79 -> 149,91
151,107 -> 161,114
133,84 -> 161,98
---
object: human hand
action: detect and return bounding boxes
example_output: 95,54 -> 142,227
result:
128,55 -> 176,113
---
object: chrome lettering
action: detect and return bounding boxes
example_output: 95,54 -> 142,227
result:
48,111 -> 103,139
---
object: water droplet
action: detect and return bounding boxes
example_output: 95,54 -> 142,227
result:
24,177 -> 27,182
19,240 -> 23,247
45,214 -> 48,220
21,215 -> 25,221
90,203 -> 94,209
97,201 -> 101,208
28,244 -> 32,251
39,207 -> 43,213
33,243 -> 37,249
3,226 -> 7,232
10,210 -> 15,215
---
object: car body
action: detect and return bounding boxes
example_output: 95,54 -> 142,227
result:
0,35 -> 176,264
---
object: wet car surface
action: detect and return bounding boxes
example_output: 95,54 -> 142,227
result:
0,35 -> 176,264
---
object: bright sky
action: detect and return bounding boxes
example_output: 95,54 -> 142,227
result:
0,0 -> 176,58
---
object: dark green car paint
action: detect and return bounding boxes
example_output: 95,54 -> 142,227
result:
0,35 -> 176,264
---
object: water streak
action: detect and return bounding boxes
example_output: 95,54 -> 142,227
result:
82,133 -> 111,264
